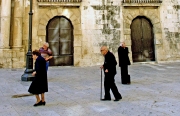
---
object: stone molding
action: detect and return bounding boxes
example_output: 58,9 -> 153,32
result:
123,3 -> 161,6
37,0 -> 82,1
37,0 -> 82,6
38,8 -> 81,36
122,0 -> 162,6
123,0 -> 162,3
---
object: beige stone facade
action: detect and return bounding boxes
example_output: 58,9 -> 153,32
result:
0,0 -> 180,68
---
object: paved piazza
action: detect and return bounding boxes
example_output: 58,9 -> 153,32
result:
0,62 -> 179,116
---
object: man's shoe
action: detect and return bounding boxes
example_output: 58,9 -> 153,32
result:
101,98 -> 111,101
114,99 -> 120,101
114,97 -> 122,101
122,83 -> 130,85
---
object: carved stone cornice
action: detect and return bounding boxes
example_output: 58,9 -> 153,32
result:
123,0 -> 162,7
37,0 -> 82,7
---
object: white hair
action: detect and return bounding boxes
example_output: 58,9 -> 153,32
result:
43,42 -> 49,47
120,42 -> 125,46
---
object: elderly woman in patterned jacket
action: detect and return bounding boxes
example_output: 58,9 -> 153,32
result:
39,42 -> 53,71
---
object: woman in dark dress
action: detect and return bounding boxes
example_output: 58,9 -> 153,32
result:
28,50 -> 48,106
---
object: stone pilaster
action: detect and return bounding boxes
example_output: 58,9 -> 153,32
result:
12,0 -> 23,49
0,0 -> 11,49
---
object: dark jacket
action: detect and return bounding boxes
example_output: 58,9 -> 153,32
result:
103,51 -> 117,75
28,56 -> 48,94
118,46 -> 131,67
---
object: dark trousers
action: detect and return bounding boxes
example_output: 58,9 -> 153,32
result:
104,73 -> 122,99
120,65 -> 128,78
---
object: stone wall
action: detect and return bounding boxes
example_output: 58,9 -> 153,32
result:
81,0 -> 122,66
160,0 -> 180,61
0,49 -> 25,68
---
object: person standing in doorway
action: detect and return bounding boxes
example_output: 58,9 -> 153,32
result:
100,46 -> 122,101
28,50 -> 48,106
118,42 -> 131,84
39,42 -> 53,71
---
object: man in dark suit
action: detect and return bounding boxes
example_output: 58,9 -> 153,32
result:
100,46 -> 122,101
118,42 -> 131,84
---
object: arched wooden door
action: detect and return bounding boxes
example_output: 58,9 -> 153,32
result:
131,16 -> 155,62
47,16 -> 73,66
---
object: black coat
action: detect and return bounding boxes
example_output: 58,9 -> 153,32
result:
103,51 -> 117,75
118,46 -> 131,67
28,56 -> 48,94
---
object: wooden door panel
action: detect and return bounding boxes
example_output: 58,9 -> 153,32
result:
142,18 -> 155,61
131,18 -> 143,62
48,29 -> 59,42
60,29 -> 71,38
59,29 -> 72,55
131,16 -> 155,62
49,56 -> 73,66
131,18 -> 142,49
64,56 -> 73,65
47,16 -> 73,66
49,42 -> 59,56
59,41 -> 72,55
48,18 -> 60,28
60,18 -> 71,28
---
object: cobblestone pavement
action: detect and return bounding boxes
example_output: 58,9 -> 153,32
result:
0,62 -> 180,116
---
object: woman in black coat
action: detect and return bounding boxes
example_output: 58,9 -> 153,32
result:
28,50 -> 48,106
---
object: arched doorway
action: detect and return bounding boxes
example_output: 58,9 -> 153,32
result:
46,16 -> 73,66
131,16 -> 155,62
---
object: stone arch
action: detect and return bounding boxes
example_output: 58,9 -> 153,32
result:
123,8 -> 163,62
38,8 -> 81,37
37,8 -> 82,66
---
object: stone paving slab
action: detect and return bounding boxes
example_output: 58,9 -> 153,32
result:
0,62 -> 180,116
